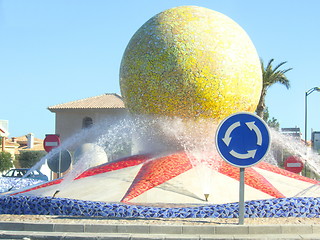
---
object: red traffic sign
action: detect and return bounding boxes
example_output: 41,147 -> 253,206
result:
284,156 -> 304,174
43,134 -> 60,152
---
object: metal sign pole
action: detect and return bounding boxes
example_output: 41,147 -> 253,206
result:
58,151 -> 62,178
239,167 -> 245,225
215,112 -> 270,224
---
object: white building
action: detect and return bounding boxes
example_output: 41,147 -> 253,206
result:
48,93 -> 127,143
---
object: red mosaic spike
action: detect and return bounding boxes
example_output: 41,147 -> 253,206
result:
205,158 -> 285,198
12,151 -> 319,202
256,161 -> 319,184
75,154 -> 150,179
121,152 -> 193,202
11,178 -> 63,195
12,154 -> 149,196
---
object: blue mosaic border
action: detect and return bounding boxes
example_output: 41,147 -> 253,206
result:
1,195 -> 319,218
0,177 -> 45,193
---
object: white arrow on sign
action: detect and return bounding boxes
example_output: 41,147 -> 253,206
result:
245,121 -> 262,146
221,119 -> 263,160
230,149 -> 257,159
222,121 -> 240,146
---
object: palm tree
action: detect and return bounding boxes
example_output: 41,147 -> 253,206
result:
256,59 -> 292,118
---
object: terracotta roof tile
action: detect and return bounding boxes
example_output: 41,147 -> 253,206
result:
15,135 -> 43,144
4,140 -> 19,147
48,93 -> 125,111
19,144 -> 45,151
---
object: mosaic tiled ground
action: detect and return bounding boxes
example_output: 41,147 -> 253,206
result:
0,195 -> 319,218
1,155 -> 320,218
0,177 -> 45,193
7,153 -> 320,203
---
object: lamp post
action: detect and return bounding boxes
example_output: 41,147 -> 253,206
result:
304,87 -> 320,176
305,87 -> 320,144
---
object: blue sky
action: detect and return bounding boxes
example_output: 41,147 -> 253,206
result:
1,0 -> 320,140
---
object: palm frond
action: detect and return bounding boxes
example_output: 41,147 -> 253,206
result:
256,58 -> 292,118
272,61 -> 288,73
262,59 -> 292,89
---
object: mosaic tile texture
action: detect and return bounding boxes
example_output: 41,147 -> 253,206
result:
1,195 -> 320,218
9,153 -> 320,202
121,152 -> 193,202
0,177 -> 45,193
120,6 -> 262,120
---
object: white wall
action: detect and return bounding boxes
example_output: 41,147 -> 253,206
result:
54,108 -> 128,143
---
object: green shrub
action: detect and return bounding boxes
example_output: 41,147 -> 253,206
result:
17,151 -> 46,168
0,151 -> 13,172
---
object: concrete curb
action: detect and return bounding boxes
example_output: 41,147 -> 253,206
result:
1,221 -> 320,239
1,221 -> 320,235
1,230 -> 320,239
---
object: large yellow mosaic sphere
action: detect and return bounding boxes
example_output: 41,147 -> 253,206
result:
119,6 -> 262,121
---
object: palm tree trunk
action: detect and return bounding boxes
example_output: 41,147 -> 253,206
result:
256,90 -> 266,119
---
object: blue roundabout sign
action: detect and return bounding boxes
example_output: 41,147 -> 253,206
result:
215,112 -> 270,168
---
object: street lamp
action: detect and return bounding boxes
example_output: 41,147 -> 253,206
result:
304,87 -> 320,176
305,87 -> 320,145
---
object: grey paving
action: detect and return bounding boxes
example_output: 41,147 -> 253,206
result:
1,221 -> 320,239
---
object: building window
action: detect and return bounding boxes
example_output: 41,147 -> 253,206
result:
82,117 -> 93,128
